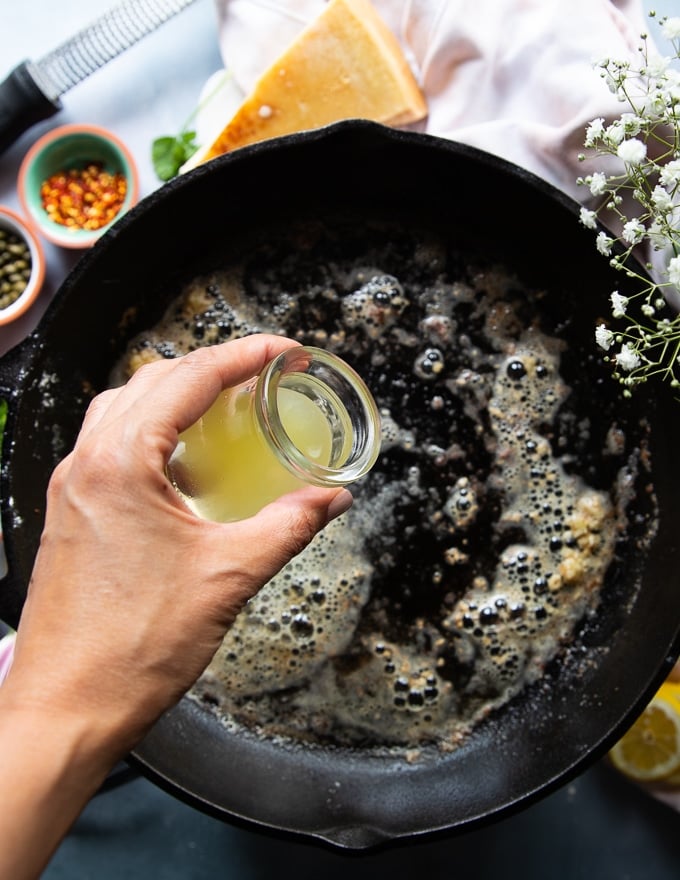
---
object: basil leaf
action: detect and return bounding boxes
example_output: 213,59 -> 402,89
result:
152,131 -> 199,182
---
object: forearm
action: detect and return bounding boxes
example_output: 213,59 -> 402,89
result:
0,687 -> 127,880
0,337 -> 352,878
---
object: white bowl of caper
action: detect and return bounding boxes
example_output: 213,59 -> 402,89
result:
0,206 -> 45,327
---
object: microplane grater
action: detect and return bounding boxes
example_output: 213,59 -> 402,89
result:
0,0 -> 199,154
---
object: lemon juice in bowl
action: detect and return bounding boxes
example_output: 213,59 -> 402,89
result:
167,346 -> 381,522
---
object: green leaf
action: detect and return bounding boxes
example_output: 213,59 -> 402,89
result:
152,131 -> 199,182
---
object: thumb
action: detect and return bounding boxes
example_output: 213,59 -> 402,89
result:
243,485 -> 353,576
203,487 -> 354,617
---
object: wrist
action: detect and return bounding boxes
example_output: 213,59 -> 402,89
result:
0,659 -> 148,763
0,683 -> 126,878
0,677 -> 126,784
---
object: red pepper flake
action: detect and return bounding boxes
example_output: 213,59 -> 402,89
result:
40,162 -> 127,231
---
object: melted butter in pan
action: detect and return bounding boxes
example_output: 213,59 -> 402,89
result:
112,225 -> 655,752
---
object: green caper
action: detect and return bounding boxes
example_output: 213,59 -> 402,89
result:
0,227 -> 32,310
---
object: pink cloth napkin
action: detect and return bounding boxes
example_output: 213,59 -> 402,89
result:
214,0 -> 651,199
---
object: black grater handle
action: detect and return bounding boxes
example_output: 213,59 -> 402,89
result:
0,62 -> 61,156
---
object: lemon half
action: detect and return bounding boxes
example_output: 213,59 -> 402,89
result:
609,681 -> 680,783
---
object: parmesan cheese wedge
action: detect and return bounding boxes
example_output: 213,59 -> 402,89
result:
183,0 -> 427,169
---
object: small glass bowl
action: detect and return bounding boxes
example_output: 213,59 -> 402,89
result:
18,123 -> 139,249
0,206 -> 46,327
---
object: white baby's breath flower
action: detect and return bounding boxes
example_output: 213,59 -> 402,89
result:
584,117 -> 605,147
605,121 -> 625,145
588,172 -> 608,196
651,184 -> 673,213
602,71 -> 621,96
661,17 -> 680,40
662,69 -> 680,105
668,254 -> 680,288
659,159 -> 680,188
610,291 -> 629,317
669,68 -> 680,86
622,218 -> 646,245
647,217 -> 669,250
615,344 -> 642,372
581,17 -> 680,397
641,88 -> 670,120
619,112 -> 642,136
595,324 -> 615,350
617,138 -> 647,165
596,231 -> 614,255
647,55 -> 671,78
579,207 -> 598,229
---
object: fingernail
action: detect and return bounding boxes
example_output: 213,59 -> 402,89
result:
326,488 -> 353,523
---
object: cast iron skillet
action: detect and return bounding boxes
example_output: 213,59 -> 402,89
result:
1,121 -> 678,848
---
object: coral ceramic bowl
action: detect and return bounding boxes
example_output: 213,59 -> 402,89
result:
0,206 -> 45,327
18,123 -> 139,249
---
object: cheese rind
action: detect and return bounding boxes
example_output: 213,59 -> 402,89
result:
186,0 -> 427,168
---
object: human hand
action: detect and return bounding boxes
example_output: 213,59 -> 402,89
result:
3,334 -> 352,752
0,333 -> 353,880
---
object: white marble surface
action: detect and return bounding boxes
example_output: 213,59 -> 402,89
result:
0,0 -> 222,356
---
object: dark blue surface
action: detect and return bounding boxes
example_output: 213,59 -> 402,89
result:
43,760 -> 679,879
